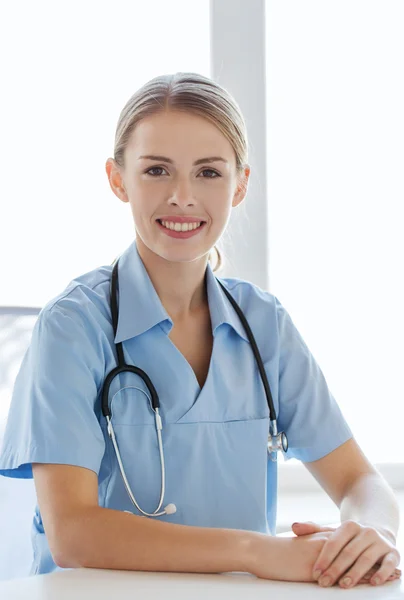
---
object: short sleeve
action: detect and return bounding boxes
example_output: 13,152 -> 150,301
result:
274,296 -> 353,462
0,302 -> 106,479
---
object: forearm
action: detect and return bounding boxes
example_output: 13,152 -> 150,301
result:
56,506 -> 259,573
340,473 -> 400,544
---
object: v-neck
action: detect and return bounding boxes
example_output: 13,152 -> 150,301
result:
165,301 -> 215,390
165,330 -> 216,397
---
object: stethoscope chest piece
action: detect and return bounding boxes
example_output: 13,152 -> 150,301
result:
267,420 -> 288,462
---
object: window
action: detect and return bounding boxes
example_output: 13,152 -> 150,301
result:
1,0 -> 210,308
3,0 -> 403,480
266,1 -> 404,467
0,309 -> 40,442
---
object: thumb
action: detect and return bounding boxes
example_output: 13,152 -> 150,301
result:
291,521 -> 336,536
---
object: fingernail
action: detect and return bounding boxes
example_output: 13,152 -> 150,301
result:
313,569 -> 322,579
341,577 -> 352,587
320,576 -> 331,587
372,576 -> 381,585
292,522 -> 300,527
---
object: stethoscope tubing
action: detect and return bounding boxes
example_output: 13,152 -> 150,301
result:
102,260 -> 277,419
102,257 -> 288,518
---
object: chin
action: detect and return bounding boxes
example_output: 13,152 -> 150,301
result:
137,234 -> 211,265
156,247 -> 210,266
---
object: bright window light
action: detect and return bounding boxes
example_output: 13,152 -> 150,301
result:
0,0 -> 210,307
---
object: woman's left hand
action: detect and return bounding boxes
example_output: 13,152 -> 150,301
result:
291,520 -> 401,589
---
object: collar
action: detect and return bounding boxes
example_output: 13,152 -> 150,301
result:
113,240 -> 249,343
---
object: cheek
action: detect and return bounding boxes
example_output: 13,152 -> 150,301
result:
127,204 -> 148,235
128,193 -> 155,220
207,192 -> 233,219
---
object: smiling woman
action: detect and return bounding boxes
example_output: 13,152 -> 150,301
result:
106,103 -> 249,289
105,74 -> 251,282
0,72 -> 400,589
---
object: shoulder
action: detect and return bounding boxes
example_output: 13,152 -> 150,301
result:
216,274 -> 286,323
214,275 -> 298,353
37,263 -> 113,335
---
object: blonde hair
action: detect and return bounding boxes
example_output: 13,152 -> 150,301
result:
113,72 -> 249,272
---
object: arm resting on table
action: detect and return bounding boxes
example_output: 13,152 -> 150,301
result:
32,463 -> 271,575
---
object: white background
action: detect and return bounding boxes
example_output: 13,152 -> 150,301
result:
0,0 -> 210,307
1,0 -> 403,465
266,1 -> 404,466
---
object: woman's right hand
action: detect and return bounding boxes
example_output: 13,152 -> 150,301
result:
248,530 -> 334,583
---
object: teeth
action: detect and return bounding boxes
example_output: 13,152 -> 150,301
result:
160,220 -> 202,232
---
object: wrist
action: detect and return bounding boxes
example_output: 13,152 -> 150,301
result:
235,531 -> 261,573
353,520 -> 397,545
374,526 -> 397,545
237,530 -> 284,576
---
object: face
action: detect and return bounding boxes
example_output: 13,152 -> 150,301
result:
106,110 -> 250,266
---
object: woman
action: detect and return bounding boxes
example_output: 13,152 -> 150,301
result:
0,72 -> 400,587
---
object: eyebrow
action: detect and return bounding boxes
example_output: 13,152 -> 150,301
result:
138,155 -> 228,166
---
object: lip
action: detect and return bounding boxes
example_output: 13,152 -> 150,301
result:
156,219 -> 207,239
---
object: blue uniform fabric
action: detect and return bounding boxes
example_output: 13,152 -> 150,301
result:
0,240 -> 353,575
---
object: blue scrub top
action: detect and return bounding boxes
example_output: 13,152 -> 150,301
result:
0,240 -> 353,576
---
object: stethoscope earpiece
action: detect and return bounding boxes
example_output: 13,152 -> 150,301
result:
163,503 -> 177,515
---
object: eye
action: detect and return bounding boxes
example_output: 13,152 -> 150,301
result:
145,166 -> 167,177
200,169 -> 220,178
144,166 -> 220,178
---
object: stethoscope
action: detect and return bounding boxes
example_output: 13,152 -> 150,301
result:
101,257 -> 288,518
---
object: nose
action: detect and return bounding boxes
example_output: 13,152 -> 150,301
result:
168,177 -> 196,208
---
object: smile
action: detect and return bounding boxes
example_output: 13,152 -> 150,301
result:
156,219 -> 207,239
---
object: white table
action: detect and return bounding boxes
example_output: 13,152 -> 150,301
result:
0,567 -> 403,600
1,527 -> 402,599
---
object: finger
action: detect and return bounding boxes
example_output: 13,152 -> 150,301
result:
361,565 -> 379,580
318,531 -> 376,587
361,565 -> 401,581
337,545 -> 397,589
339,549 -> 402,587
312,521 -> 360,580
358,571 -> 375,584
292,521 -> 335,536
357,573 -> 399,585
357,565 -> 397,584
369,565 -> 401,577
368,550 -> 401,586
291,521 -> 320,533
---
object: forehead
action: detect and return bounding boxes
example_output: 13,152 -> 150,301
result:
125,110 -> 235,163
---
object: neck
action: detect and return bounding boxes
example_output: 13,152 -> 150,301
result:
136,237 -> 209,321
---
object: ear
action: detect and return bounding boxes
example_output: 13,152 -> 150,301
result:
105,158 -> 129,204
232,165 -> 250,208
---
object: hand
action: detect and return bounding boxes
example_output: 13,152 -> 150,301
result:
249,529 -> 336,583
291,520 -> 401,588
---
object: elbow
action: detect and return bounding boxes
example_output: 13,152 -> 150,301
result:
53,551 -> 73,570
52,541 -> 88,570
48,517 -> 90,569
51,542 -> 86,570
